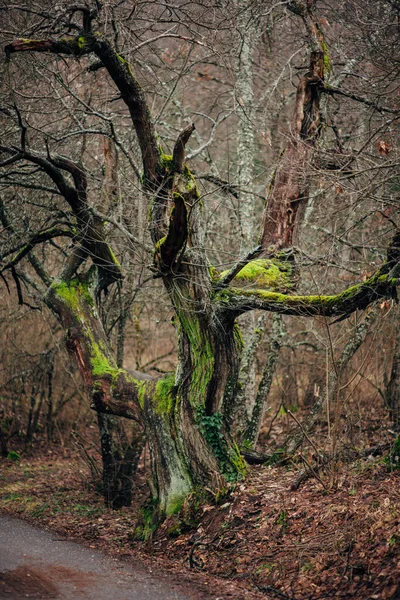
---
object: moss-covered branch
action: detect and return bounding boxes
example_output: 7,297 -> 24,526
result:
5,36 -> 92,59
47,278 -> 147,422
216,253 -> 295,292
214,270 -> 398,318
216,246 -> 262,289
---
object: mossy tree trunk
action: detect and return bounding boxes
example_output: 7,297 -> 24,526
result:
2,3 -> 400,519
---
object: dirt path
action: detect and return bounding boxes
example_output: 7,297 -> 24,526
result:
0,515 -> 201,600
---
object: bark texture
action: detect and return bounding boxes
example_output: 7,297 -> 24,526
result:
261,51 -> 325,252
387,310 -> 400,430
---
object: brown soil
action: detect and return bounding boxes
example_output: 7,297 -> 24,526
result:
1,444 -> 400,600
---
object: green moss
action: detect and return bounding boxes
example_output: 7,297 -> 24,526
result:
90,342 -> 122,380
115,52 -> 135,78
16,38 -> 42,44
231,441 -> 247,474
136,381 -> 147,409
320,40 -> 331,77
153,374 -> 176,414
219,258 -> 293,291
183,165 -> 196,191
116,53 -> 128,65
177,312 -> 214,409
108,246 -> 121,268
53,280 -> 120,380
77,36 -> 86,50
160,153 -> 174,171
157,153 -> 199,198
166,496 -> 185,516
217,272 -> 391,311
209,266 -> 221,281
52,279 -> 94,311
154,235 -> 167,252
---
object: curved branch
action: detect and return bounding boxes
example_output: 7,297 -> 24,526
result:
322,85 -> 400,115
90,36 -> 161,185
214,270 -> 399,319
0,146 -> 74,201
0,146 -> 122,287
0,226 -> 74,271
4,34 -> 161,185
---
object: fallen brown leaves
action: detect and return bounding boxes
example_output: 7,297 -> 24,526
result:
1,446 -> 400,599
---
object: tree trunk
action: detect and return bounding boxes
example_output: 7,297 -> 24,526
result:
387,310 -> 400,430
244,314 -> 285,447
0,429 -> 8,457
46,269 -> 245,517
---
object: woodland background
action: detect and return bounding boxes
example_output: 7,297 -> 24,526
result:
0,1 -> 399,598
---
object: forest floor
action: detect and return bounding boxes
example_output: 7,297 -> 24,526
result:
1,435 -> 400,600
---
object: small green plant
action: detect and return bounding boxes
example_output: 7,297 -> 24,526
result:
241,439 -> 253,450
31,503 -> 48,517
302,560 -> 313,573
264,449 -> 285,466
72,504 -> 100,516
256,562 -> 276,575
277,509 -> 288,529
384,434 -> 400,471
132,499 -> 158,541
7,451 -> 20,462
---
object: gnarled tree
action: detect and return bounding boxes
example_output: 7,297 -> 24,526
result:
1,1 -> 399,518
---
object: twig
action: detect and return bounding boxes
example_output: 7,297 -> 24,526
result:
298,453 -> 328,490
290,442 -> 392,491
287,409 -> 321,457
322,85 -> 400,115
